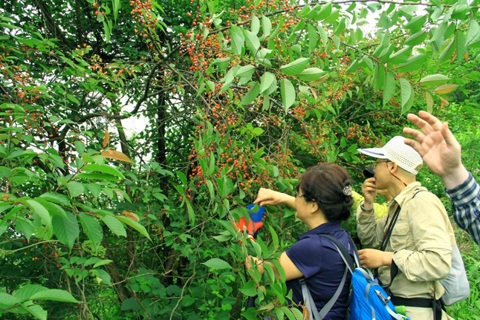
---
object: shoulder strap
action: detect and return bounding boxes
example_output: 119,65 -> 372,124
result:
300,234 -> 357,320
383,189 -> 427,286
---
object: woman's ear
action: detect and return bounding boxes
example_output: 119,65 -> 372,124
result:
310,201 -> 319,214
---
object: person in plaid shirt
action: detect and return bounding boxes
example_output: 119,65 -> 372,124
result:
404,111 -> 480,247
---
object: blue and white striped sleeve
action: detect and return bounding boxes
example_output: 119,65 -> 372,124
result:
446,173 -> 480,247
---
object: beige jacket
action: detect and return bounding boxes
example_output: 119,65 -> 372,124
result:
356,182 -> 454,301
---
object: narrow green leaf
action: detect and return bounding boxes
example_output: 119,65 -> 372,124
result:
395,54 -> 426,73
14,284 -> 48,301
38,192 -> 71,207
236,65 -> 255,78
297,68 -> 325,82
438,38 -> 455,64
399,78 -> 414,114
419,74 -> 449,87
202,258 -> 232,270
0,291 -> 20,307
101,215 -> 127,237
241,82 -> 260,105
280,57 -> 309,76
455,30 -> 467,63
230,25 -> 245,56
30,289 -> 80,303
425,92 -> 434,112
82,164 -> 125,179
280,78 -> 295,113
261,15 -> 271,37
78,213 -> 103,246
404,15 -> 427,32
404,30 -> 427,46
251,15 -> 260,34
374,64 -> 386,91
383,72 -> 396,106
116,215 -> 151,240
388,47 -> 412,65
308,23 -> 319,53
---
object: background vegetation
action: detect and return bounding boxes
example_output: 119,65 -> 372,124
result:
0,0 -> 479,319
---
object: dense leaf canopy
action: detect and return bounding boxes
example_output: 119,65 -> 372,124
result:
0,0 -> 479,319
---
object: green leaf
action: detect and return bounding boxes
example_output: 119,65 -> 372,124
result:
236,65 -> 255,78
202,258 -> 232,270
241,82 -> 260,105
116,216 -> 151,240
24,199 -> 51,226
38,192 -> 71,207
30,289 -> 79,303
466,19 -> 480,45
0,291 -> 20,307
101,215 -> 127,237
374,64 -> 386,91
425,92 -> 434,112
78,213 -> 103,246
261,15 -> 271,37
399,78 -> 414,114
383,72 -> 396,106
455,30 -> 467,63
259,72 -> 276,94
419,74 -> 449,87
280,57 -> 309,76
388,47 -> 412,65
404,15 -> 427,32
280,78 -> 295,113
438,38 -> 456,64
297,68 -> 325,82
35,198 -> 67,218
230,25 -> 245,56
22,301 -> 47,320
251,15 -> 260,34
307,23 -> 318,52
82,164 -> 125,179
244,30 -> 260,53
212,57 -> 231,70
240,280 -> 257,297
404,30 -> 427,46
66,181 -> 84,197
395,54 -> 426,73
14,284 -> 48,301
52,211 -> 79,250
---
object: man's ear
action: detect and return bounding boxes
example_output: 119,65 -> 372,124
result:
387,162 -> 398,173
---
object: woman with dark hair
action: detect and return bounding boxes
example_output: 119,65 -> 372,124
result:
245,163 -> 356,319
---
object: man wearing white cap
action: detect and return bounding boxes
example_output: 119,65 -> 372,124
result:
356,136 -> 454,320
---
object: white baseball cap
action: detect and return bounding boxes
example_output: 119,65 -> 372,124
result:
358,136 -> 423,175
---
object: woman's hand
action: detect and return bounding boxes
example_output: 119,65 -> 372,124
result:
254,188 -> 295,209
245,255 -> 264,273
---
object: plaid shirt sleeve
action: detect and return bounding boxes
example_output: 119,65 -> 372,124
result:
446,172 -> 480,247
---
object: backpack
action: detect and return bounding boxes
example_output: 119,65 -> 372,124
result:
300,234 -> 409,320
397,190 -> 470,306
440,244 -> 470,305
